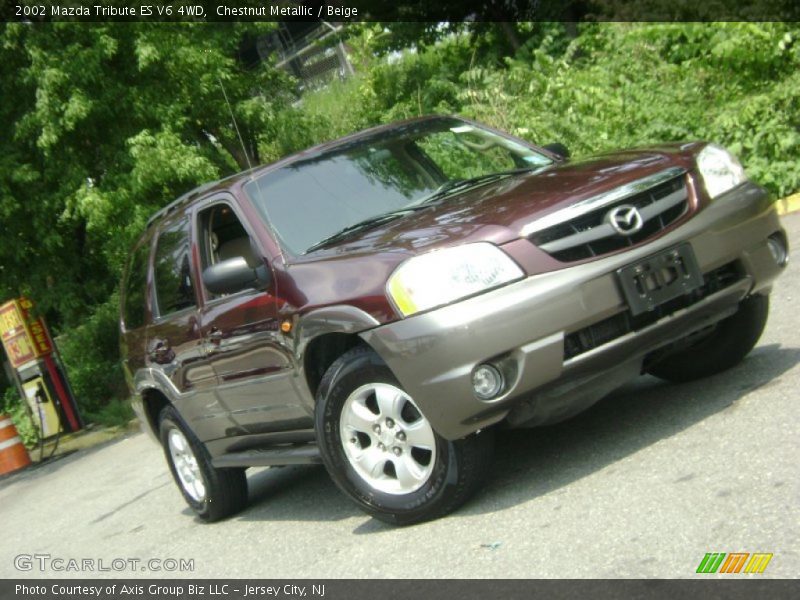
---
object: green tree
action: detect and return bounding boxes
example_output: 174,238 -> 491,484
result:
0,22 -> 294,327
0,22 -> 296,413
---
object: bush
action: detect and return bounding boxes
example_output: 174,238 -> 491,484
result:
293,23 -> 800,198
57,296 -> 127,418
1,387 -> 39,449
84,397 -> 134,428
458,23 -> 800,198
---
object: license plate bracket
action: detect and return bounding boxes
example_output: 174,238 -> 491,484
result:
616,244 -> 704,316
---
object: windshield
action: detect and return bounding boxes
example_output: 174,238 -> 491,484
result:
244,118 -> 552,254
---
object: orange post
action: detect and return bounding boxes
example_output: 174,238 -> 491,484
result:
0,414 -> 32,475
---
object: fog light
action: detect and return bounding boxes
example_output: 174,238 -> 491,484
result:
767,234 -> 788,267
472,364 -> 504,400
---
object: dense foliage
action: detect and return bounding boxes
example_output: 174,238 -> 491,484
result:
298,22 -> 800,197
0,22 -> 798,430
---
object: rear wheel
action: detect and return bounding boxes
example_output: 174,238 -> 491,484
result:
159,405 -> 248,522
647,294 -> 769,383
315,346 -> 494,525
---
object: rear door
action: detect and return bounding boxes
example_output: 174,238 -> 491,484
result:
145,212 -> 227,442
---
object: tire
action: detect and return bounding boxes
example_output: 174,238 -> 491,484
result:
159,405 -> 248,522
315,345 -> 494,525
647,294 -> 769,383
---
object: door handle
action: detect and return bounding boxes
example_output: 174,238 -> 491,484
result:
208,328 -> 223,344
205,328 -> 223,355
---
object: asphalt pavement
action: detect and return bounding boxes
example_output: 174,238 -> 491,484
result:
2,213 -> 798,579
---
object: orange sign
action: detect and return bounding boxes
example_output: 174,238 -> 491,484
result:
0,298 -> 54,368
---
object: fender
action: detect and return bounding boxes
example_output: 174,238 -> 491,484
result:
291,305 -> 381,408
131,368 -> 184,439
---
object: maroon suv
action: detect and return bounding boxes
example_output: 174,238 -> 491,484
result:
121,116 -> 787,524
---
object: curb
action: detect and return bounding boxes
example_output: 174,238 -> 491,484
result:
29,419 -> 141,464
777,192 -> 800,216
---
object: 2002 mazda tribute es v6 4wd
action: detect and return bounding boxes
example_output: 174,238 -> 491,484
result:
121,116 -> 787,524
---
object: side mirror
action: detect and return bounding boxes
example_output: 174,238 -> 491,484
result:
202,257 -> 271,296
543,142 -> 570,160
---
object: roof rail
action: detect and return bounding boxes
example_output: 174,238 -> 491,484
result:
144,163 -> 268,229
144,179 -> 222,229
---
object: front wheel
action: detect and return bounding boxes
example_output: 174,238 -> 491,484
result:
647,294 -> 769,383
159,405 -> 248,522
315,346 -> 494,525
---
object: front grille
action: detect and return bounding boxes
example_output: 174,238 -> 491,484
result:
530,175 -> 689,262
563,261 -> 743,360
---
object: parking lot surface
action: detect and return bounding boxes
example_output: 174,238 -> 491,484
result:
2,213 -> 798,579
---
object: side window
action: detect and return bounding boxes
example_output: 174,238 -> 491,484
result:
198,204 -> 257,294
153,216 -> 196,317
122,240 -> 150,330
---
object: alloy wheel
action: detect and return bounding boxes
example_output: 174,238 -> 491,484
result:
339,383 -> 436,495
167,428 -> 206,502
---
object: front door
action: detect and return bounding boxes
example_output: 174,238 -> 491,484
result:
195,199 -> 311,436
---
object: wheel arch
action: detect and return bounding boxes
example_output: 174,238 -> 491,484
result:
294,305 -> 383,403
303,333 -> 364,400
140,387 -> 171,436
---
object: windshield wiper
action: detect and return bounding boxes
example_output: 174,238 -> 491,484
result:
411,166 -> 547,207
305,206 -> 428,253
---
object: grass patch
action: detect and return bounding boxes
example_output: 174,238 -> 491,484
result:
85,398 -> 135,429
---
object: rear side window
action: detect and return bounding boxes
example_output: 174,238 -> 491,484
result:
122,240 -> 150,330
153,216 -> 196,317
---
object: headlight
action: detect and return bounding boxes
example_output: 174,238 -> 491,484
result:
697,144 -> 747,199
387,242 -> 524,317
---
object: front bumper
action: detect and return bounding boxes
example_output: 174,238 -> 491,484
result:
360,182 -> 785,440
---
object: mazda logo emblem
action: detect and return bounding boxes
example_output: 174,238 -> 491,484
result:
607,205 -> 644,235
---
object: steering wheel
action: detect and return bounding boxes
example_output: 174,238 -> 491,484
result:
458,136 -> 495,151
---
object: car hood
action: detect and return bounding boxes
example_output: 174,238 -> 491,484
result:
298,144 -> 701,260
